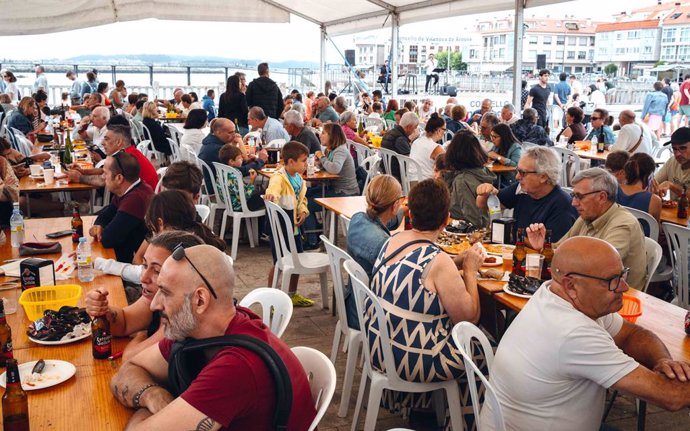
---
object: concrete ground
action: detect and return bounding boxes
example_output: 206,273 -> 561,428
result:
230,237 -> 690,431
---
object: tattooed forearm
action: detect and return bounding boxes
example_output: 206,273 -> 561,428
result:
110,309 -> 118,323
189,417 -> 215,431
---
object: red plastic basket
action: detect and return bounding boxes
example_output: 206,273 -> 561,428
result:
618,294 -> 642,323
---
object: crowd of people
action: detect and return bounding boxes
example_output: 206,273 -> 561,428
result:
1,60 -> 690,430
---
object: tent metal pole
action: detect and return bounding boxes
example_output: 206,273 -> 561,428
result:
512,0 -> 525,109
320,26 -> 327,94
391,12 -> 399,98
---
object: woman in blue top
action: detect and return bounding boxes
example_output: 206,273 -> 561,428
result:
7,97 -> 45,136
585,108 -> 616,147
642,81 -> 671,141
488,123 -> 522,187
605,151 -> 661,236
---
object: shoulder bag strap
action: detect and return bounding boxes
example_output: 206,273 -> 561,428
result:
372,238 -> 437,276
628,126 -> 644,154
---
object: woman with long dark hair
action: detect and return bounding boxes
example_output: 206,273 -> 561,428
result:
555,106 -> 586,145
218,75 -> 249,135
488,123 -> 522,186
444,130 -> 495,227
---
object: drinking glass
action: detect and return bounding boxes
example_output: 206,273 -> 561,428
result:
526,254 -> 545,279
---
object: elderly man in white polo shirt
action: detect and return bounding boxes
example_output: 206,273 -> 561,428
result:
612,110 -> 655,155
74,106 -> 110,151
481,236 -> 690,430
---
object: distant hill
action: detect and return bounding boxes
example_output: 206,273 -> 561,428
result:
64,54 -> 318,69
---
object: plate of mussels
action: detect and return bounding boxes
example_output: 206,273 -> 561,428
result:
444,219 -> 477,236
503,273 -> 542,299
27,306 -> 92,345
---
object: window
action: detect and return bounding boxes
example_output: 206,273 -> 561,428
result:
589,50 -> 594,60
499,34 -> 507,44
575,66 -> 583,73
578,36 -> 588,45
662,28 -> 676,43
469,49 -> 477,59
529,36 -> 538,45
590,36 -> 596,46
616,33 -> 622,40
627,30 -> 639,39
615,47 -> 625,55
567,51 -> 575,59
578,51 -> 587,59
556,50 -> 564,59
544,51 -> 551,59
681,27 -> 690,40
543,36 -> 552,45
409,45 -> 418,63
598,47 -> 608,55
557,35 -> 565,45
679,46 -> 690,61
493,36 -> 499,45
567,37 -> 576,45
661,46 -> 676,60
644,46 -> 652,54
498,48 -> 506,58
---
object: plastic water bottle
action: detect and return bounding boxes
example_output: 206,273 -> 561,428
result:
590,135 -> 598,155
488,193 -> 501,223
77,237 -> 95,282
9,203 -> 24,248
307,155 -> 316,176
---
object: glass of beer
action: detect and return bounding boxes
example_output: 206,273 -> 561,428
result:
502,249 -> 513,272
526,254 -> 545,279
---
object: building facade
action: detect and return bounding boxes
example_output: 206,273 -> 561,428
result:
659,5 -> 690,63
594,21 -> 660,77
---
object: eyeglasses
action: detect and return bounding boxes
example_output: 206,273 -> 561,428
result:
171,243 -> 218,299
562,267 -> 630,291
570,190 -> 606,200
516,169 -> 538,177
591,116 -> 602,120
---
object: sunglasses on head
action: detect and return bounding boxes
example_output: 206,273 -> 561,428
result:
171,243 -> 218,299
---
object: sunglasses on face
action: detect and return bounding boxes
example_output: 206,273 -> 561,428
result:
171,243 -> 218,299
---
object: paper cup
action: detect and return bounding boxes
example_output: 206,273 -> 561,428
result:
29,164 -> 43,176
43,168 -> 55,184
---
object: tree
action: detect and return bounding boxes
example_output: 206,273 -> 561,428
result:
436,50 -> 467,72
604,63 -> 618,77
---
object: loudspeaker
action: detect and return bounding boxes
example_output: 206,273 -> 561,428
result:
345,50 -> 356,66
446,85 -> 457,97
536,54 -> 546,70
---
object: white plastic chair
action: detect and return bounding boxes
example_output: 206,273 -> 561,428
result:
264,201 -> 330,309
351,141 -> 374,166
360,154 -> 382,196
154,167 -> 167,193
551,146 -> 581,187
451,322 -> 505,431
663,222 -> 690,309
198,158 -> 224,230
365,117 -> 385,131
624,206 -> 659,242
442,129 -> 454,144
345,260 -> 464,431
291,346 -> 337,431
213,162 -> 265,260
238,287 -> 293,338
194,204 -> 211,224
643,237 -> 663,293
10,127 -> 32,157
378,148 -> 420,195
167,137 -> 181,162
321,236 -> 364,418
339,214 -> 351,235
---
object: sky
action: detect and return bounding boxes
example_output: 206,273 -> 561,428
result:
0,0 -> 661,64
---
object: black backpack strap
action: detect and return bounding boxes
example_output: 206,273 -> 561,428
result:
372,238 -> 437,276
168,334 -> 293,431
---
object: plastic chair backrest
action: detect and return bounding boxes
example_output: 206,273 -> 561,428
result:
165,123 -> 181,145
137,140 -> 153,158
264,200 -> 303,271
239,287 -> 293,338
321,235 -> 360,342
552,147 -> 580,187
643,237 -> 662,292
194,204 -> 211,223
339,214 -> 351,235
443,129 -> 454,144
154,167 -> 168,193
344,259 -> 404,385
291,346 -> 337,431
3,125 -> 18,151
624,206 -> 659,242
521,141 -> 537,150
385,119 -> 396,130
378,147 -> 395,175
352,141 -> 374,166
10,127 -> 32,157
361,154 -> 381,196
213,162 -> 255,215
451,321 -> 505,431
654,145 -> 672,162
198,158 -> 219,203
662,222 -> 690,309
365,117 -> 384,131
167,137 -> 181,162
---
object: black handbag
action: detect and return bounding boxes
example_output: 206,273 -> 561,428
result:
167,334 -> 293,430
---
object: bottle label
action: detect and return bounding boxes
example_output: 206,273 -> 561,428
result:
77,254 -> 91,266
93,334 -> 112,353
11,226 -> 23,233
1,337 -> 13,358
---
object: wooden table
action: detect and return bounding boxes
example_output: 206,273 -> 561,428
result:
575,149 -> 609,161
660,206 -> 689,226
19,175 -> 101,217
0,216 -> 131,429
157,116 -> 185,123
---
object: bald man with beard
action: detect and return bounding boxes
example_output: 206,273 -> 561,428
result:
481,237 -> 690,431
612,109 -> 655,155
110,244 -> 316,431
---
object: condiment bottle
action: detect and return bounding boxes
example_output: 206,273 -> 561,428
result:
2,359 -> 29,431
512,228 -> 526,276
71,204 -> 83,243
0,301 -> 13,367
92,315 -> 112,359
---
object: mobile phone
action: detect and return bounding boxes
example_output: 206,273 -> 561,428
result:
88,145 -> 107,159
46,230 -> 72,239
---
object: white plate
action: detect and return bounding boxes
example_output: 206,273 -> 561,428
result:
28,328 -> 91,346
502,284 -> 533,299
262,168 -> 277,173
0,360 -> 76,391
30,174 -> 45,180
483,256 -> 503,267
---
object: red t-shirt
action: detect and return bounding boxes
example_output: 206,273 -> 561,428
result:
124,146 -> 159,191
680,81 -> 690,106
159,307 -> 316,431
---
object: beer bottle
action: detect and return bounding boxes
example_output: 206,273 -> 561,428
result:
541,230 -> 554,280
92,315 -> 112,359
677,185 -> 688,219
0,301 -> 13,367
512,228 -> 526,276
71,205 -> 83,243
2,359 -> 29,431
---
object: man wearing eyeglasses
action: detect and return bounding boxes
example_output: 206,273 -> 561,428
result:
110,244 -> 317,431
654,127 -> 690,200
481,237 -> 690,430
526,167 -> 647,290
199,118 -> 245,192
91,151 -> 153,263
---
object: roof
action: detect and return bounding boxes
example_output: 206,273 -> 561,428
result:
0,0 -> 572,37
596,19 -> 660,32
661,5 -> 690,25
478,16 -> 599,35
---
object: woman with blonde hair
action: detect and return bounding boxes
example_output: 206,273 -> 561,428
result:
344,174 -> 405,329
7,97 -> 46,136
142,100 -> 171,156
